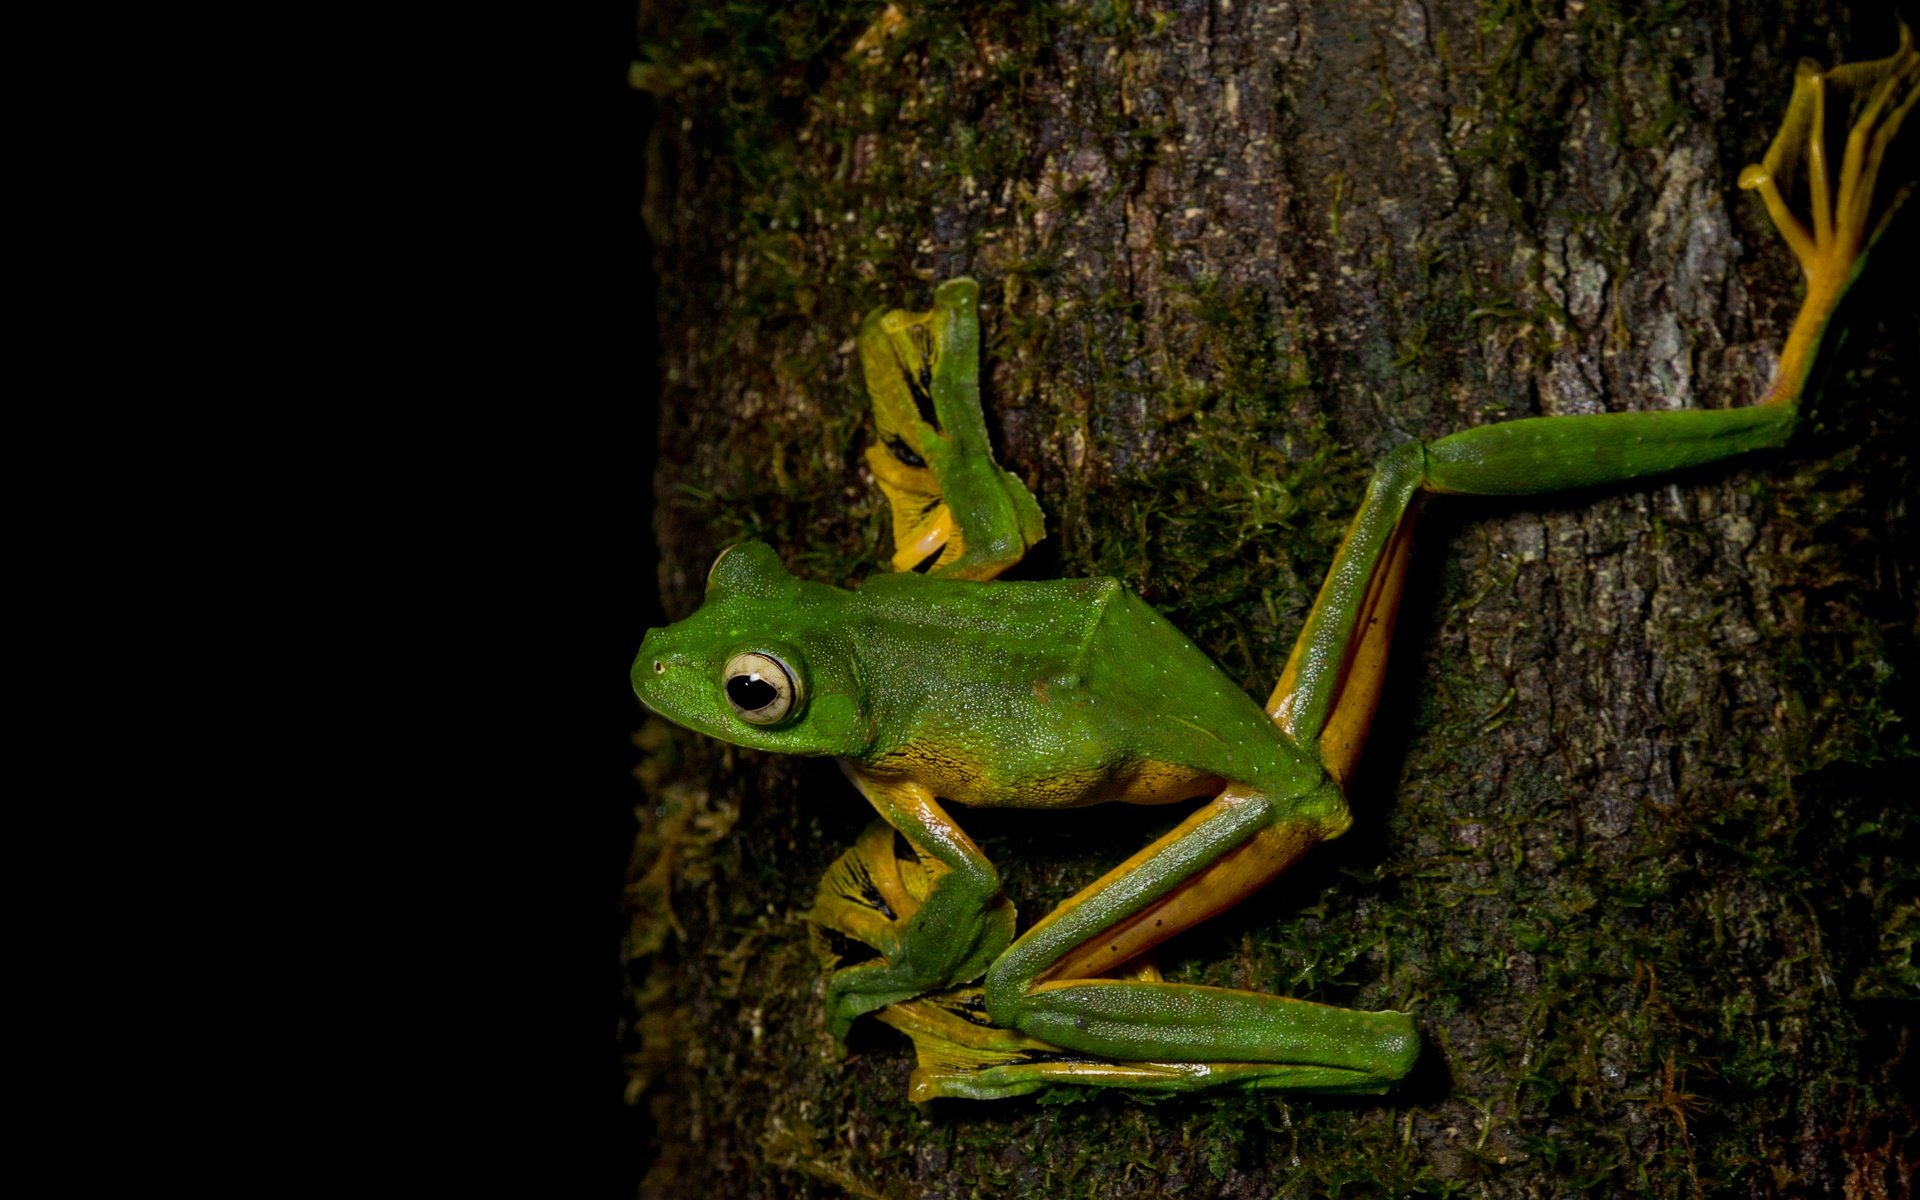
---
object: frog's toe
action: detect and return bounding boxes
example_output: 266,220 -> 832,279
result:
807,820 -> 929,973
1739,27 -> 1918,276
1733,30 -> 1917,411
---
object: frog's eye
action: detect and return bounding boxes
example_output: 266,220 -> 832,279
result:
721,651 -> 800,725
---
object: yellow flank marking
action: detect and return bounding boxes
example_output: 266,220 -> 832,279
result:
1104,758 -> 1223,807
871,743 -> 1181,811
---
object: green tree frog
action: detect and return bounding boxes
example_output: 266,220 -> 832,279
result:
633,36 -> 1916,1102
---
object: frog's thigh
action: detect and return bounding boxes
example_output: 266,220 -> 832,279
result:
1019,787 -> 1322,983
980,788 -> 1415,1078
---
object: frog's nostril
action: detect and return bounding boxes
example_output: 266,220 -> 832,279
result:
653,660 -> 666,674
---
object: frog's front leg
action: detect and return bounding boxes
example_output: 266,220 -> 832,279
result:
859,278 -> 1045,580
820,765 -> 1016,1039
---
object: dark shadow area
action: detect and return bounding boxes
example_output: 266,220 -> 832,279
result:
604,7 -> 658,1196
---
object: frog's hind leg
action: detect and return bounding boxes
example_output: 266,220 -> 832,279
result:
1274,32 -> 1916,783
873,983 -> 1400,1100
1268,403 -> 1798,782
977,786 -> 1423,1093
812,823 -> 1356,1100
815,824 -> 1401,1098
817,805 -> 1420,1093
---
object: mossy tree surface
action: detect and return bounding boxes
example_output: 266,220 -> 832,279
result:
625,2 -> 1916,1195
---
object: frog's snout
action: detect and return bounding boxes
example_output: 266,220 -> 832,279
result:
632,628 -> 672,695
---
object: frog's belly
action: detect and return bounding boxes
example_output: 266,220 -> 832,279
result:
864,746 -> 1227,810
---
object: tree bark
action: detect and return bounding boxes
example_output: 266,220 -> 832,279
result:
625,2 -> 1917,1195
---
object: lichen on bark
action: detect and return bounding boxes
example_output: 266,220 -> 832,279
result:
624,2 -> 1917,1195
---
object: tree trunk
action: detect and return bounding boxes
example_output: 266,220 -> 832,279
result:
624,2 -> 1917,1195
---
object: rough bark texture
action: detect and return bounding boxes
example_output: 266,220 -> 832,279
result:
623,2 -> 1917,1195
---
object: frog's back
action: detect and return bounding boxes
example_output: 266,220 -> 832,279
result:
849,573 -> 1317,808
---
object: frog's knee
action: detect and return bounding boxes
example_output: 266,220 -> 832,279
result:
1372,1012 -> 1422,1084
981,958 -> 1027,1026
978,529 -> 1024,564
1374,440 -> 1427,489
945,532 -> 1026,580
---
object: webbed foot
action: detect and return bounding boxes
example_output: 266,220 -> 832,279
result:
807,820 -> 1015,1041
808,821 -> 924,972
1738,26 -> 1918,407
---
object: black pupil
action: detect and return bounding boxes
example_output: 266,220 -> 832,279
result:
727,673 -> 779,711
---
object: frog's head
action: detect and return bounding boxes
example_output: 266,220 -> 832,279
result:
631,541 -> 871,757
